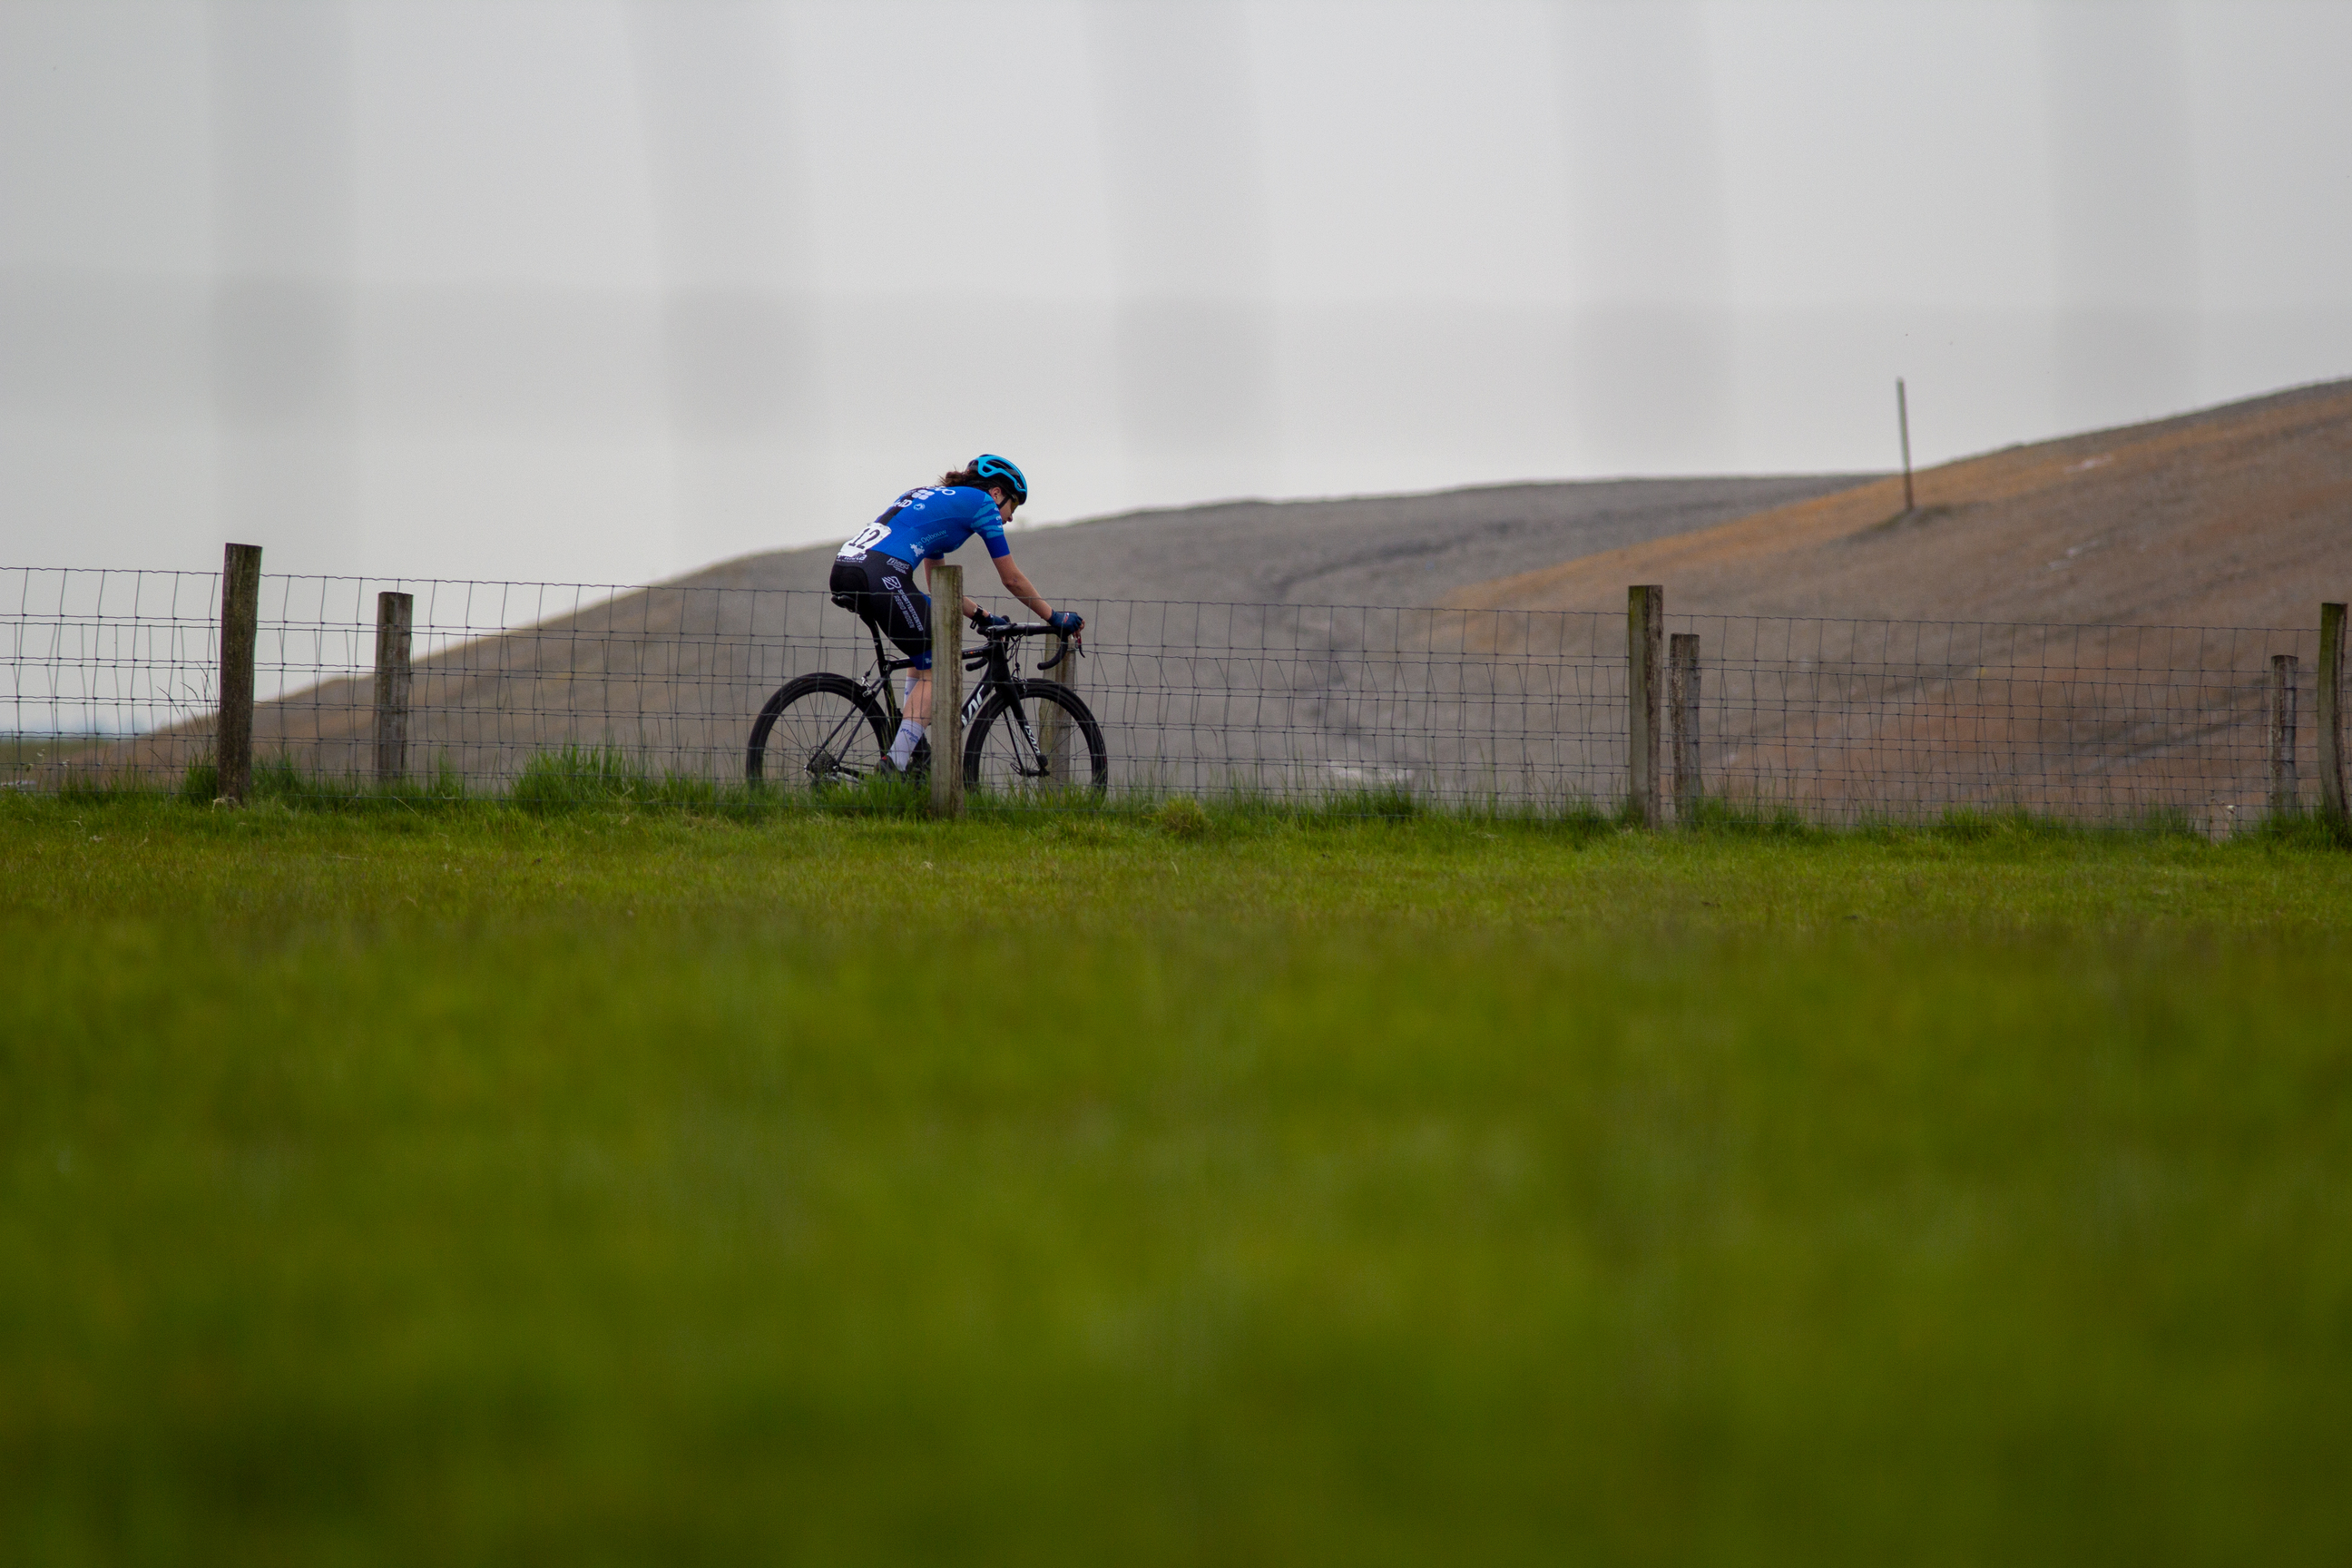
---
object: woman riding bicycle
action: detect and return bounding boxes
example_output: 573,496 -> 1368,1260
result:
829,454 -> 1084,775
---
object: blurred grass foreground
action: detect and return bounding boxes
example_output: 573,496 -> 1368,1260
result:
4,793 -> 2351,1563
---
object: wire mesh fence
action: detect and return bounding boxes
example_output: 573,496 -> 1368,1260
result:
3,564 -> 2338,827
1681,614 -> 2322,825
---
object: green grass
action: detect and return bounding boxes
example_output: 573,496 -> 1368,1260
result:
5,793 -> 2351,1563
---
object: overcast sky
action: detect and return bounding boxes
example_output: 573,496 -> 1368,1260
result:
4,0 -> 2349,584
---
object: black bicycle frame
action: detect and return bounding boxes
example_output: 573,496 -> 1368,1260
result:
857,621 -> 1031,750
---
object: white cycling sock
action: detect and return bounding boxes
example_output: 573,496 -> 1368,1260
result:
888,719 -> 926,769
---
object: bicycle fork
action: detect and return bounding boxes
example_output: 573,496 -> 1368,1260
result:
1002,691 -> 1059,779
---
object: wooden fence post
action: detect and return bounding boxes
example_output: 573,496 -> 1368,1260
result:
217,542 -> 261,803
1627,584 -> 1663,826
2269,652 -> 2299,814
2321,603 -> 2347,824
373,591 -> 413,783
929,564 -> 964,818
1670,632 -> 1700,823
1036,630 -> 1079,794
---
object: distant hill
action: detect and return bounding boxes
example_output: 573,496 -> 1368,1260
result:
1450,379 -> 2352,626
78,379 -> 2352,821
681,472 -> 1867,609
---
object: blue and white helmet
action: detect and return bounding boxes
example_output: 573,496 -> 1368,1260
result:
970,454 -> 1029,505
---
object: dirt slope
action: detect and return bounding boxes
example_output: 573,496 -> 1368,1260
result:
1450,379 -> 2352,625
1436,379 -> 2352,823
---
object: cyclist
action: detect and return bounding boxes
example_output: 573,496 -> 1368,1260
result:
829,454 -> 1084,774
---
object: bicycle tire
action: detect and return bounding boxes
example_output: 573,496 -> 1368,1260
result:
963,680 -> 1109,798
746,673 -> 891,789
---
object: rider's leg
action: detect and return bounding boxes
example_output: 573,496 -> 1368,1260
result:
887,665 -> 931,769
867,562 -> 935,772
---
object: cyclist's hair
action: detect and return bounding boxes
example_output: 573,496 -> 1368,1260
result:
939,464 -> 1033,502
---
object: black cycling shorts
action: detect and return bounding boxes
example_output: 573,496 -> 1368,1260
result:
829,553 -> 932,670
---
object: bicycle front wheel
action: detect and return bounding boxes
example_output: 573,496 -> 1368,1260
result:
964,680 -> 1109,800
747,673 -> 890,790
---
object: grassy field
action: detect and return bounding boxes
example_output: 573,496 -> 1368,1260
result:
5,791 -> 2351,1564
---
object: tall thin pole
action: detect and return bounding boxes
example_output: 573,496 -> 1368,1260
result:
1896,377 -> 1915,512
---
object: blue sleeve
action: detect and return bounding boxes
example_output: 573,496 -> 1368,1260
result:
967,490 -> 1011,558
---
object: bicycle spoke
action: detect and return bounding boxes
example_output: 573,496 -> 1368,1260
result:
754,677 -> 887,792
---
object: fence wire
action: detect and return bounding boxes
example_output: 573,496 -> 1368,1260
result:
2,566 -> 2332,826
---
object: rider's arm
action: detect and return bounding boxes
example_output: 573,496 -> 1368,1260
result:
924,552 -> 1053,622
991,554 -> 1052,622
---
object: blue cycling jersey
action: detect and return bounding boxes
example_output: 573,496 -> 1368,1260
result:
837,485 -> 1010,568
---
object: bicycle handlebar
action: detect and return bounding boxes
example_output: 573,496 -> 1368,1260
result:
962,619 -> 1083,671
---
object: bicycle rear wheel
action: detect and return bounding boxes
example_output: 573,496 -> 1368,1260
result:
964,680 -> 1108,800
747,673 -> 890,790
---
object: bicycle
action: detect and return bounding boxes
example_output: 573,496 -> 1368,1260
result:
746,615 -> 1109,797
